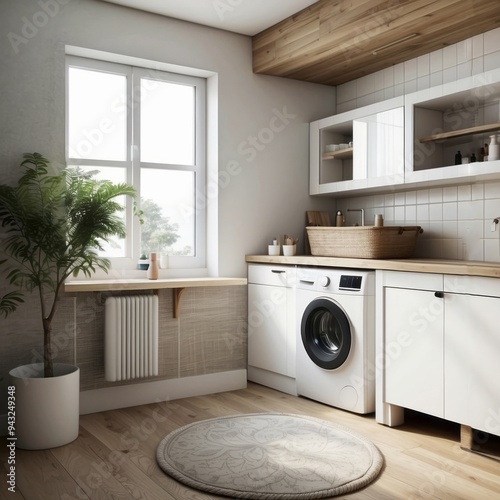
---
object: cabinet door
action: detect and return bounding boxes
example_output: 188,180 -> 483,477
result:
248,283 -> 288,376
445,293 -> 500,434
353,107 -> 404,182
310,96 -> 404,195
385,287 -> 444,418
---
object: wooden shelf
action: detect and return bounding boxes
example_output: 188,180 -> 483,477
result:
65,277 -> 247,319
419,122 -> 500,143
64,277 -> 247,292
322,148 -> 353,160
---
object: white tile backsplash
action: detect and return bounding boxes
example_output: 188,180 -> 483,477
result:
457,39 -> 472,64
484,27 -> 500,54
443,44 -> 457,69
335,28 -> 500,263
443,202 -> 458,221
417,54 -> 430,76
404,59 -> 418,80
457,185 -> 472,201
443,186 -> 458,202
472,34 -> 484,59
429,187 -> 443,203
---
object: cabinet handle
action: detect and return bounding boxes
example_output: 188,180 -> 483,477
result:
271,270 -> 285,274
434,291 -> 444,298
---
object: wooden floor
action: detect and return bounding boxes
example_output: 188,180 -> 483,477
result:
2,382 -> 500,499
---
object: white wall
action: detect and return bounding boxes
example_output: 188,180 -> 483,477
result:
335,27 -> 500,263
0,0 -> 336,278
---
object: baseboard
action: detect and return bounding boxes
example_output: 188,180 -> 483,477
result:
247,366 -> 297,396
79,369 -> 247,415
0,370 -> 247,434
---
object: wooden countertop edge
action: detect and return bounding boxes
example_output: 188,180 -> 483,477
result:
64,277 -> 248,293
245,255 -> 500,278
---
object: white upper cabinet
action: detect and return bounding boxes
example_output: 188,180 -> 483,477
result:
310,97 -> 404,196
405,68 -> 500,188
310,68 -> 500,196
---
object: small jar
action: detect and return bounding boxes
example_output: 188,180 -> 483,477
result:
335,210 -> 344,227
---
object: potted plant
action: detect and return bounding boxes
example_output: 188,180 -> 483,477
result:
0,153 -> 139,449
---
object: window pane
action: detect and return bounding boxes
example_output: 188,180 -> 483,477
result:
68,67 -> 127,161
77,166 -> 127,258
140,79 -> 195,165
140,169 -> 195,256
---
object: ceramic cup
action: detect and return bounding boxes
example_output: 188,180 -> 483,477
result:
160,254 -> 169,269
282,244 -> 296,256
268,245 -> 280,256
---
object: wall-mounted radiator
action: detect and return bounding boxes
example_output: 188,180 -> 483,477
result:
105,295 -> 159,382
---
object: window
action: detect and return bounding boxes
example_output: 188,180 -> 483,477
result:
66,56 -> 206,270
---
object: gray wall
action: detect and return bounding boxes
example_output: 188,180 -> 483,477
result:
0,0 -> 336,277
0,0 -> 335,413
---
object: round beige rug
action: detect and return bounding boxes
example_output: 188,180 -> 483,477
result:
156,413 -> 383,499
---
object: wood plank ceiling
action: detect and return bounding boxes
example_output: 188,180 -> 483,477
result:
252,0 -> 500,86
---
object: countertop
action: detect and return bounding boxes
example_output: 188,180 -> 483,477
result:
245,255 -> 500,278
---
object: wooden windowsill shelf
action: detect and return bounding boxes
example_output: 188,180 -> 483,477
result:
64,277 -> 247,319
64,277 -> 247,293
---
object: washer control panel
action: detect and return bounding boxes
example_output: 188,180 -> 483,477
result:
296,267 -> 373,294
339,275 -> 363,290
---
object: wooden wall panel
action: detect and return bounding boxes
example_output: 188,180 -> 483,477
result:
252,0 -> 500,86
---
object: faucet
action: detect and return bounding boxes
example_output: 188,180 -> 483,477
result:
347,208 -> 365,226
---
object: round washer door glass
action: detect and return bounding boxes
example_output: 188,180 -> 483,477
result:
301,298 -> 351,370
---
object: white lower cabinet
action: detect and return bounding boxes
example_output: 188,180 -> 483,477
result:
379,271 -> 500,436
385,286 -> 444,418
444,285 -> 500,435
247,264 -> 296,395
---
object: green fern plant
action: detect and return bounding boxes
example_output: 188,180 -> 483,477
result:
0,153 -> 139,377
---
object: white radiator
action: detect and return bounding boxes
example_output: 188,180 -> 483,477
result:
105,295 -> 159,382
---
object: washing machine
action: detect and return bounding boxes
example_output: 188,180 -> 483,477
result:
296,267 -> 375,414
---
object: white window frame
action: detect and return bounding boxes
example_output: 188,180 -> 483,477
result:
65,55 -> 207,271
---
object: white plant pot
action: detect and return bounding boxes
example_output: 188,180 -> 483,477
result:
9,363 -> 80,450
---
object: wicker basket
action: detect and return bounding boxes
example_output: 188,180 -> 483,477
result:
306,226 -> 423,259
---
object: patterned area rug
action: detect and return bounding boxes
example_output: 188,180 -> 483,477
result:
156,413 -> 383,499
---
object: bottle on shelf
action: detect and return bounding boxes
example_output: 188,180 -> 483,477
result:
470,153 -> 477,162
455,151 -> 462,165
489,135 -> 499,161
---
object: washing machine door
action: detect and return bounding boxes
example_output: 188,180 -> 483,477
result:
301,298 -> 351,370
